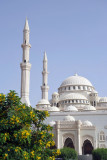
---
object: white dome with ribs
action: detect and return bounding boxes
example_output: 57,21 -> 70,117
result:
60,74 -> 93,87
64,115 -> 75,121
65,105 -> 78,112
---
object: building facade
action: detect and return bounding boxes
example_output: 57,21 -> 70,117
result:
21,19 -> 107,155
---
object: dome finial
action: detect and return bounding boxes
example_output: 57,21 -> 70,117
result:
74,73 -> 78,76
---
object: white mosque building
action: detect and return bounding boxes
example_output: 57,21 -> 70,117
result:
20,19 -> 107,155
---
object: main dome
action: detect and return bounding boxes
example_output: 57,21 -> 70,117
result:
60,74 -> 93,87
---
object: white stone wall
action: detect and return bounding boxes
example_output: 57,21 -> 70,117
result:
45,111 -> 107,152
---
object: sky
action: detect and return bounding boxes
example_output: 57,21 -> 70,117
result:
0,0 -> 107,107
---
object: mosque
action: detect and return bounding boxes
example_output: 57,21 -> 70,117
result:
20,19 -> 107,155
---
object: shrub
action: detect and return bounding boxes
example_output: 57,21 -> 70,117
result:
57,147 -> 78,160
0,90 -> 60,160
92,148 -> 107,160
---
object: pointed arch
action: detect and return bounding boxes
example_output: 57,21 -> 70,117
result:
63,133 -> 75,149
82,135 -> 94,146
82,139 -> 93,155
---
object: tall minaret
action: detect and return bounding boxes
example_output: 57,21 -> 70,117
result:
41,51 -> 49,100
20,18 -> 31,106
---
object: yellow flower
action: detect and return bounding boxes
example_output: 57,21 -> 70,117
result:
47,125 -> 51,131
16,117 -> 20,123
39,140 -> 42,145
15,149 -> 18,152
21,130 -> 30,139
23,105 -> 25,109
49,156 -> 55,160
44,111 -> 49,117
8,149 -> 10,151
50,133 -> 54,137
46,141 -> 51,148
30,111 -> 33,114
56,149 -> 61,155
37,156 -> 41,160
30,111 -> 35,118
23,151 -> 28,160
41,135 -> 45,139
14,133 -> 17,138
4,133 -> 9,141
4,153 -> 8,159
40,131 -> 44,134
31,150 -> 35,158
51,141 -> 55,146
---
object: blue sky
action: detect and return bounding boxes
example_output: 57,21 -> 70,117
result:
0,0 -> 107,107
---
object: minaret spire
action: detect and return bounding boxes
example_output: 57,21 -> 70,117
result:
20,18 -> 31,106
24,17 -> 29,30
44,51 -> 47,61
41,51 -> 49,100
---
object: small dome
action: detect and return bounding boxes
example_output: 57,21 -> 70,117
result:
52,92 -> 59,95
48,106 -> 60,112
65,105 -> 78,112
99,97 -> 107,103
84,105 -> 96,111
37,99 -> 50,105
82,120 -> 93,127
92,90 -> 98,94
64,115 -> 75,121
49,121 -> 56,126
59,93 -> 87,101
60,74 -> 93,87
38,105 -> 48,110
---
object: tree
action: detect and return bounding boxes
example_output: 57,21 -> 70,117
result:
0,90 -> 60,160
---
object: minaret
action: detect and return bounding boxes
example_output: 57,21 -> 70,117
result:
20,18 -> 31,106
41,51 -> 49,100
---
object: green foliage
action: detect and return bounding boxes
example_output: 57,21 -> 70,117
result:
57,147 -> 78,160
92,148 -> 107,160
0,90 -> 60,160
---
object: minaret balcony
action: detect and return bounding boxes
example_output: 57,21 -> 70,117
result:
21,43 -> 31,48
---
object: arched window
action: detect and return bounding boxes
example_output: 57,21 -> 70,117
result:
72,100 -> 74,103
78,86 -> 80,89
99,131 -> 105,141
73,86 -> 75,89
